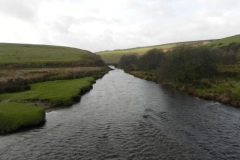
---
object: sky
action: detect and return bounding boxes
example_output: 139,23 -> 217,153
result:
0,0 -> 240,52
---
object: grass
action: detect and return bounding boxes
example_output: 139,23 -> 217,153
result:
0,102 -> 45,134
0,77 -> 95,107
97,40 -> 213,64
0,43 -> 100,67
0,43 -> 108,93
180,76 -> 240,105
0,67 -> 105,82
125,64 -> 240,107
189,64 -> 240,104
129,71 -> 157,82
208,34 -> 240,48
0,66 -> 108,93
0,43 -> 107,134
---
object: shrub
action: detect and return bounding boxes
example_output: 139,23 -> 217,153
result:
119,54 -> 138,66
159,45 -> 218,82
138,48 -> 165,70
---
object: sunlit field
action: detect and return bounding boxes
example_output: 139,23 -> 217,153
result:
97,40 -> 213,64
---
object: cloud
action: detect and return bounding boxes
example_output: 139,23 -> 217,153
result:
0,0 -> 39,22
0,0 -> 240,52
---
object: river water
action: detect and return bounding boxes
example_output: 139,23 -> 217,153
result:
0,67 -> 240,160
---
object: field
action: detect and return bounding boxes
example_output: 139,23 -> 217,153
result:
208,34 -> 240,48
0,43 -> 101,66
0,43 -> 108,93
97,40 -> 213,64
0,102 -> 45,134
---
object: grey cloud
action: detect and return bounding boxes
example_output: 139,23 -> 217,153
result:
0,0 -> 38,22
49,16 -> 79,34
77,16 -> 122,25
126,1 -> 174,21
1,0 -> 240,52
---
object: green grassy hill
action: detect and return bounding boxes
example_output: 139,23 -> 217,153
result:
208,34 -> 240,48
0,43 -> 108,134
0,43 -> 102,67
0,43 -> 107,94
97,40 -> 213,64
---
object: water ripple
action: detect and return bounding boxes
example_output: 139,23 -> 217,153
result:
0,68 -> 240,159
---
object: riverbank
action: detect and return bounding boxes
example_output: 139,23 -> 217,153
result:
0,43 -> 110,134
0,67 -> 109,134
0,77 -> 96,106
0,76 -> 101,134
125,67 -> 240,108
1,65 -> 240,160
0,102 -> 45,134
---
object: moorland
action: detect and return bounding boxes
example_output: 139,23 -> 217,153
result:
99,34 -> 240,107
0,43 -> 109,134
97,40 -> 214,64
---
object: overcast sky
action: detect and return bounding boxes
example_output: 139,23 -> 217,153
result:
0,0 -> 240,52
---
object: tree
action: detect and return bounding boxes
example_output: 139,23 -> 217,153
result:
119,54 -> 138,66
138,48 -> 164,70
160,45 -> 217,82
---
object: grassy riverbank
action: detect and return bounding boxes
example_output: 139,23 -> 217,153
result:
0,77 -> 97,134
0,43 -> 107,93
126,65 -> 240,107
119,34 -> 240,107
0,66 -> 108,93
0,43 -> 108,134
0,77 -> 95,108
0,102 -> 45,134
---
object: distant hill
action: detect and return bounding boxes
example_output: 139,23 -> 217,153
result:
208,34 -> 240,48
97,40 -> 214,64
0,43 -> 103,67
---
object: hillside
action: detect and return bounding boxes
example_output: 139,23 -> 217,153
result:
97,40 -> 213,64
0,43 -> 108,93
0,43 -> 109,133
118,34 -> 240,108
208,34 -> 240,48
0,43 -> 103,67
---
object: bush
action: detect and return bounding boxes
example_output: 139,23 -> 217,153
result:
159,45 -> 218,82
230,43 -> 240,53
138,48 -> 165,70
119,54 -> 138,66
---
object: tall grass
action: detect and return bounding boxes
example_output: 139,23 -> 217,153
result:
0,66 -> 108,94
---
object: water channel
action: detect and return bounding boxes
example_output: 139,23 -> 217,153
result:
0,67 -> 240,159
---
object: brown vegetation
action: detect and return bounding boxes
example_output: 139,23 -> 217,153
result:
0,66 -> 108,93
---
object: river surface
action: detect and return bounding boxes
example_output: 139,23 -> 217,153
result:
1,67 -> 240,160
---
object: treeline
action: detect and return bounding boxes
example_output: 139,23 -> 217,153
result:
119,44 -> 240,82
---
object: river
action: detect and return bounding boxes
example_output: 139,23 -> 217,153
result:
0,67 -> 240,160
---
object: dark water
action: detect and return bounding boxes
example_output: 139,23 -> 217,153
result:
1,67 -> 240,160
